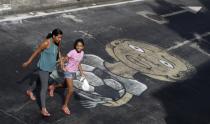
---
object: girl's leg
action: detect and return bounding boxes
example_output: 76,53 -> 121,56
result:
48,83 -> 64,97
39,70 -> 51,116
62,78 -> 73,115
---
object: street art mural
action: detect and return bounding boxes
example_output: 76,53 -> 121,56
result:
51,39 -> 195,108
105,39 -> 195,82
76,54 -> 148,108
52,54 -> 148,108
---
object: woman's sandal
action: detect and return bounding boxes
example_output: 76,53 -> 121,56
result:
62,106 -> 71,115
41,110 -> 51,117
26,90 -> 36,101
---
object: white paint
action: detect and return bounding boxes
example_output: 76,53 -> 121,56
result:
190,43 -> 210,57
161,9 -> 187,17
166,40 -> 192,51
83,54 -> 105,70
116,76 -> 148,96
0,4 -> 11,11
162,6 -> 202,17
119,89 -> 125,97
194,33 -> 203,40
137,6 -> 202,25
0,109 -> 27,124
129,44 -> 145,53
84,72 -> 104,86
6,101 -> 31,113
166,32 -> 210,51
74,80 -> 95,92
62,14 -> 83,23
0,0 -> 145,23
81,64 -> 95,72
74,30 -> 95,39
136,11 -> 168,24
183,6 -> 202,13
104,79 -> 124,90
159,59 -> 174,69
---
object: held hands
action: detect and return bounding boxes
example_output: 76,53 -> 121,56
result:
58,56 -> 66,71
62,67 -> 67,72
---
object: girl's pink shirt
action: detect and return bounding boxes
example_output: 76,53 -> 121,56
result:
65,49 -> 84,72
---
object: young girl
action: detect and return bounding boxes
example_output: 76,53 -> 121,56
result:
48,38 -> 85,115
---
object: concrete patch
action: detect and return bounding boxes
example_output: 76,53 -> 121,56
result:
0,0 -> 145,23
73,30 -> 95,39
0,4 -> 11,11
136,5 -> 202,24
61,13 -> 83,23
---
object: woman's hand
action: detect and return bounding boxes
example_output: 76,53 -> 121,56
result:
22,60 -> 31,68
22,40 -> 48,69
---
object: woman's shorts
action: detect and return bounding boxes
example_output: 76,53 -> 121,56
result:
64,71 -> 76,79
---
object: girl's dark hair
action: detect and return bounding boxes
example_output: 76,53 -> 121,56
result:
74,38 -> 85,49
46,28 -> 63,39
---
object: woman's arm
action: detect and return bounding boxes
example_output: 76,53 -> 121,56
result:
22,39 -> 49,68
60,56 -> 69,71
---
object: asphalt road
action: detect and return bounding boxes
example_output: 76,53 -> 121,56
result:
0,0 -> 210,124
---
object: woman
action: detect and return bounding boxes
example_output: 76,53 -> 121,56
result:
22,28 -> 63,116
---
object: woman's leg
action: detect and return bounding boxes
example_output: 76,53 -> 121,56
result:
39,70 -> 51,116
26,80 -> 37,101
62,78 -> 73,115
26,73 -> 39,101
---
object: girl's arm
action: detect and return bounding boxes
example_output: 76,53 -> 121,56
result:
22,39 -> 49,68
79,63 -> 84,77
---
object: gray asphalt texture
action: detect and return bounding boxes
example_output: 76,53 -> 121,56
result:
0,0 -> 210,124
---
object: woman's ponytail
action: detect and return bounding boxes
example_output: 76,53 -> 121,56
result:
46,32 -> 53,39
46,28 -> 63,39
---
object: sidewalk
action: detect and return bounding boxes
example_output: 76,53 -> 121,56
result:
0,0 -> 127,16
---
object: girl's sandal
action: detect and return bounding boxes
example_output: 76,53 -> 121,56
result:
48,85 -> 55,97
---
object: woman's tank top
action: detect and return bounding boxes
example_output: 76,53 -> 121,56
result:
37,39 -> 58,72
